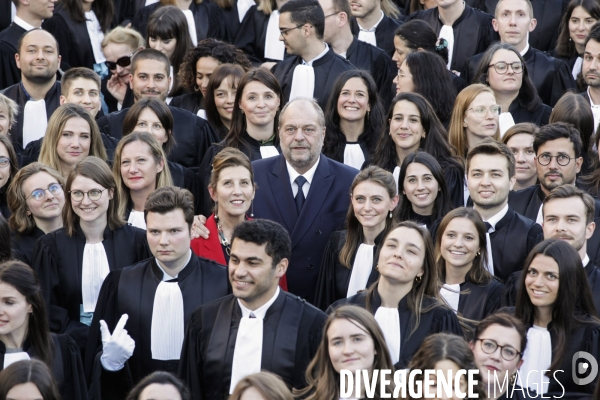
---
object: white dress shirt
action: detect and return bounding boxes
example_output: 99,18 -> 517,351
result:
287,157 -> 320,198
481,204 -> 509,276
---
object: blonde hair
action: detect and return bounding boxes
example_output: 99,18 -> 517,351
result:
257,0 -> 276,15
381,0 -> 400,19
113,132 -> 173,219
448,84 -> 500,159
0,93 -> 18,128
101,26 -> 145,50
38,104 -> 108,176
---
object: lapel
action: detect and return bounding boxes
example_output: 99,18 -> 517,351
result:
267,156 -> 299,233
290,157 -> 335,246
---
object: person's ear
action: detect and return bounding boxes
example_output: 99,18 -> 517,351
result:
492,18 -> 499,33
15,53 -> 20,70
586,220 -> 595,240
529,18 -> 537,32
509,174 -> 516,191
208,186 -> 217,203
108,188 -> 114,200
60,95 -> 66,105
276,258 -> 289,278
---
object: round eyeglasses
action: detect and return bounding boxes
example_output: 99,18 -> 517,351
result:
26,183 -> 63,201
488,61 -> 524,75
69,188 -> 106,202
476,338 -> 521,361
536,153 -> 574,166
467,105 -> 502,117
0,156 -> 10,168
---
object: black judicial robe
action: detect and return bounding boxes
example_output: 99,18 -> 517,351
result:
349,15 -> 403,57
461,46 -> 575,107
0,191 -> 10,219
42,6 -> 96,71
234,6 -> 281,66
210,0 -> 244,41
97,105 -> 219,172
30,223 -> 151,352
409,5 -> 498,72
508,184 -> 600,266
0,23 -> 25,90
0,335 -> 88,400
464,0 -> 567,52
85,255 -> 229,400
178,290 -> 327,399
506,99 -> 551,126
488,207 -> 543,282
131,2 -> 228,44
324,127 -> 374,167
345,36 -> 397,108
450,276 -> 504,321
405,208 -> 436,230
2,81 -> 61,153
11,226 -> 45,266
271,48 -> 356,110
0,2 -> 11,32
314,230 -> 382,311
198,133 -> 281,217
170,91 -> 203,115
168,160 -> 202,214
330,291 -> 464,369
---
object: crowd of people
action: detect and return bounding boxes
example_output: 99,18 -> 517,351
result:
0,0 -> 600,398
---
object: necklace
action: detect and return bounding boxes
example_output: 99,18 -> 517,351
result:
214,214 -> 231,256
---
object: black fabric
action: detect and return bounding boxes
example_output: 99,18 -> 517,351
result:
97,105 -> 219,172
271,48 -> 355,110
294,176 -> 307,214
345,36 -> 397,108
209,0 -> 243,40
85,255 -> 229,399
10,226 -> 45,266
0,2 -> 11,32
330,290 -> 464,368
461,46 -> 576,107
349,15 -> 403,57
168,160 -> 202,214
0,23 -> 25,90
170,91 -> 204,115
101,78 -> 135,113
31,223 -> 151,353
234,6 -> 278,66
0,191 -> 10,219
178,290 -> 327,399
409,5 -> 498,72
507,99 -> 552,126
2,81 -> 62,152
324,127 -> 372,167
314,230 -> 383,311
488,207 -> 543,282
454,277 -> 504,322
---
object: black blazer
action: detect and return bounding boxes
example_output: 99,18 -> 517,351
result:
349,15 -> 403,57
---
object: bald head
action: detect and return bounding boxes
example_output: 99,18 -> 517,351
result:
16,29 -> 61,85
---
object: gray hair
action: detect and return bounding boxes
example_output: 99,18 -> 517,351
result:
278,97 -> 325,128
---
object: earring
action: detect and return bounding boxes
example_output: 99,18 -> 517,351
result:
389,211 -> 392,218
250,201 -> 254,218
194,84 -> 200,92
476,250 -> 481,257
415,275 -> 422,283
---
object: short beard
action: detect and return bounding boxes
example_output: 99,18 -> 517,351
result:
23,70 -> 56,85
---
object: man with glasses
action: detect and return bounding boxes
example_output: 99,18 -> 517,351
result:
509,122 -> 600,265
319,0 -> 396,105
461,0 -> 574,107
271,0 -> 355,110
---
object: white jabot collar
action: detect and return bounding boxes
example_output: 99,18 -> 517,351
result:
583,254 -> 590,267
155,249 -> 192,281
237,287 -> 280,320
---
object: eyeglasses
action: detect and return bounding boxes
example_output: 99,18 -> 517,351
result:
0,157 -> 10,168
536,153 -> 574,166
488,61 -> 524,74
467,105 -> 502,117
476,338 -> 521,361
69,188 -> 106,202
26,183 -> 63,201
324,11 -> 340,18
104,54 -> 134,71
280,25 -> 304,35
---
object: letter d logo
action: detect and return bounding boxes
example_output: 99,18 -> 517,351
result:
572,351 -> 598,386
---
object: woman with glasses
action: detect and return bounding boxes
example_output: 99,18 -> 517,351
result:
501,123 -> 538,192
435,208 -> 503,323
7,163 -> 65,266
38,104 -> 108,178
513,239 -> 600,396
470,313 -> 535,400
330,221 -> 463,369
31,157 -> 151,354
372,92 -> 465,207
0,134 -> 19,218
448,84 -> 501,160
474,43 -> 551,136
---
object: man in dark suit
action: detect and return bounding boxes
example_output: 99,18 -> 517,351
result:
581,22 -> 600,130
178,219 -> 327,399
96,49 -> 218,172
251,97 -> 358,302
466,139 -> 543,282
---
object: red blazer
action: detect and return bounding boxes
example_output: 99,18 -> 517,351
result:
191,214 -> 288,290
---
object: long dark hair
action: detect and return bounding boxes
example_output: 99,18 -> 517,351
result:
339,166 -> 398,269
549,92 -> 594,155
555,0 -> 600,57
122,98 -> 175,155
323,70 -> 385,163
225,68 -> 282,150
397,151 -> 453,222
126,371 -> 191,400
474,43 -> 542,113
0,360 -> 60,400
394,21 -> 448,64
515,239 -> 600,374
58,0 -> 114,32
205,64 -> 245,139
0,261 -> 53,368
372,92 -> 463,174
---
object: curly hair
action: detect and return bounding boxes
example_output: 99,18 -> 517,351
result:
231,219 -> 291,268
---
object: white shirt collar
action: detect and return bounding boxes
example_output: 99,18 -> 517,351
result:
583,254 -> 590,267
357,10 -> 384,32
588,87 -> 600,107
14,16 -> 37,31
287,156 -> 320,189
155,249 -> 192,281
519,42 -> 530,56
238,287 -> 280,319
483,204 -> 509,229
303,43 -> 329,66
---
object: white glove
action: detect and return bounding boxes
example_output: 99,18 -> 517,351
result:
100,314 -> 135,371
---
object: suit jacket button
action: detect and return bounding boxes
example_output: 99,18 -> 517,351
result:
308,264 -> 314,269
316,230 -> 322,235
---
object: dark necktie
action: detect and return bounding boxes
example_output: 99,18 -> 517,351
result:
295,176 -> 307,214
484,222 -> 492,233
249,313 -> 256,318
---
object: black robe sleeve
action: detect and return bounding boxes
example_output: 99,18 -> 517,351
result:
441,161 -> 465,209
501,270 -> 521,307
234,6 -> 270,66
55,334 -> 90,400
178,311 -> 205,400
197,143 -> 222,217
549,57 -> 577,107
0,39 -> 20,90
314,231 -> 344,311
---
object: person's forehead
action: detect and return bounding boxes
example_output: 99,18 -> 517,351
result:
281,102 -> 321,125
22,31 -> 57,50
497,0 -> 531,14
66,78 -> 99,92
538,137 -> 575,153
231,239 -> 270,258
544,196 -> 586,215
135,59 -> 168,75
